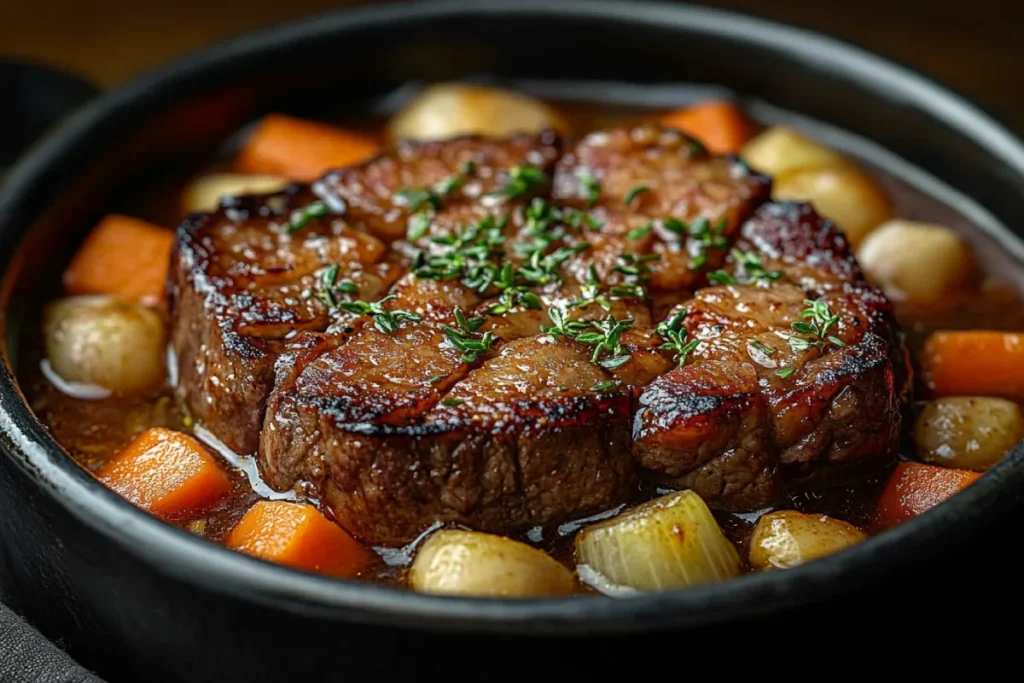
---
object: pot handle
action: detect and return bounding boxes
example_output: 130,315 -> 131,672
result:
0,59 -> 101,173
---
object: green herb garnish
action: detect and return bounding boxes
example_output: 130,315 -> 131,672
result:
580,173 -> 601,207
707,270 -> 737,285
440,307 -> 495,363
731,249 -> 783,284
540,308 -> 634,368
489,165 -> 549,200
775,367 -> 796,379
441,398 -> 465,407
316,264 -> 359,308
615,252 -> 660,278
286,201 -> 330,234
656,310 -> 700,367
590,380 -> 619,392
626,223 -> 653,240
624,184 -> 651,206
750,341 -> 776,357
687,217 -> 729,270
338,295 -> 421,334
788,299 -> 845,351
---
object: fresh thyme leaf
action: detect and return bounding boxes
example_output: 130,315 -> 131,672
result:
489,165 -> 549,200
609,283 -> 647,300
626,223 -> 653,240
624,184 -> 651,206
590,380 -> 618,392
440,307 -> 495,362
580,173 -> 601,207
316,264 -> 359,308
787,299 -> 844,352
707,270 -> 737,285
407,212 -> 431,241
441,398 -> 465,407
775,366 -> 795,379
750,341 -> 776,357
730,249 -> 783,284
662,218 -> 688,236
615,252 -> 660,278
428,374 -> 445,384
687,216 -> 729,270
286,201 -> 330,234
656,309 -> 700,367
394,187 -> 442,213
540,307 -> 634,369
338,294 -> 421,334
461,160 -> 476,175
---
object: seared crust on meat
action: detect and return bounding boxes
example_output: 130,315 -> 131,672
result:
172,125 -> 909,545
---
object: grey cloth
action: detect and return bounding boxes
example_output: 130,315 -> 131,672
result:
0,603 -> 103,683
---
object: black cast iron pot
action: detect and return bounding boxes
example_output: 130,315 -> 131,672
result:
2,1 -> 1023,680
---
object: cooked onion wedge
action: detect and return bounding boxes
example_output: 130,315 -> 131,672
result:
182,173 -> 288,214
388,83 -> 569,141
575,490 -> 741,593
409,530 -> 574,598
748,510 -> 865,571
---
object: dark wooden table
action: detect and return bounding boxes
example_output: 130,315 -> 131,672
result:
1,0 -> 1022,128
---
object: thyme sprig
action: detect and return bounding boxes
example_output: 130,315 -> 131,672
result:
708,249 -> 784,286
399,161 -> 477,241
656,310 -> 700,367
315,264 -> 359,309
788,299 -> 845,352
540,308 -> 634,369
440,307 -> 495,363
567,264 -> 612,312
339,295 -> 421,334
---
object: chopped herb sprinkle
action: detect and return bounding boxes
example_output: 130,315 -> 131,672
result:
441,397 -> 465,407
788,299 -> 845,352
590,380 -> 619,392
440,307 -> 495,363
316,264 -> 359,309
541,307 -> 634,369
580,173 -> 601,207
626,223 -> 653,240
286,201 -> 330,234
656,310 -> 700,367
624,184 -> 651,206
775,367 -> 796,379
338,295 -> 421,334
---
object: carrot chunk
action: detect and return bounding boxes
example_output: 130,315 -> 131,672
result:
96,428 -> 230,518
63,214 -> 174,305
921,331 -> 1024,400
659,101 -> 754,155
874,461 -> 980,530
234,114 -> 380,181
226,501 -> 370,578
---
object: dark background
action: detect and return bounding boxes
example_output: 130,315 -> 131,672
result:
2,0 -> 1023,129
1,0 -> 1022,677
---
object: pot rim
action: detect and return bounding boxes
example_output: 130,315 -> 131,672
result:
1,0 -> 1022,635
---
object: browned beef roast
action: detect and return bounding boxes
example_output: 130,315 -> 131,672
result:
170,124 -> 908,546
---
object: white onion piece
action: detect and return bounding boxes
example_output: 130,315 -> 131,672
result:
574,490 -> 741,593
43,296 -> 166,395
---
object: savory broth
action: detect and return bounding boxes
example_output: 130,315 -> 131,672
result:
22,82 -> 1024,594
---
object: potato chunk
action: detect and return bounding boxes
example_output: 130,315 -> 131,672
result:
915,397 -> 1024,471
388,83 -> 568,141
182,173 -> 287,214
410,530 -> 574,598
44,296 -> 166,394
740,126 -> 846,177
857,219 -> 976,308
773,164 -> 891,248
749,510 -> 866,571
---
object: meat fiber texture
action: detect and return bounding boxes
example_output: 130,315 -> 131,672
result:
169,124 -> 909,546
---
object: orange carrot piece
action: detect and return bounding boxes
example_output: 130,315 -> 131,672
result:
921,331 -> 1024,400
96,428 -> 231,518
659,101 -> 754,155
226,501 -> 370,578
234,114 -> 379,181
63,214 -> 174,305
874,461 -> 980,530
